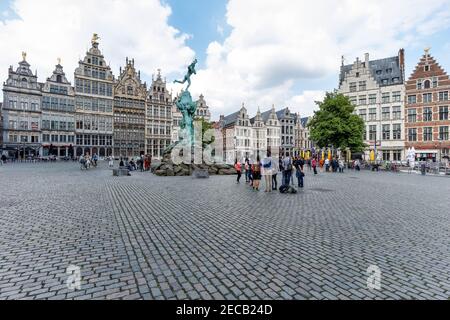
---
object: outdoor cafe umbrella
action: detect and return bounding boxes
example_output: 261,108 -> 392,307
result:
370,149 -> 375,161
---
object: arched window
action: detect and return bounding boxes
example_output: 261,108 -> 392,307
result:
21,78 -> 27,87
56,75 -> 62,83
424,80 -> 431,89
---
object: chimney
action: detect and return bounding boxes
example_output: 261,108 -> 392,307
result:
365,53 -> 369,67
399,48 -> 405,71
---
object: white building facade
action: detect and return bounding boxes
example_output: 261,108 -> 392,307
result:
338,50 -> 406,161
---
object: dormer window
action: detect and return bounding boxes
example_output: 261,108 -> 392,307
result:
56,75 -> 62,83
424,65 -> 430,72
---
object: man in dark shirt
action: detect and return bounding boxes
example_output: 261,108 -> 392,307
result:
294,157 -> 305,188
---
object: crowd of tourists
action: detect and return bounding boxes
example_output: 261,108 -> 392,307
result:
118,155 -> 152,172
233,152 -> 364,194
234,152 -> 306,194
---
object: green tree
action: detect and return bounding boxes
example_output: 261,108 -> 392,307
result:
308,91 -> 365,152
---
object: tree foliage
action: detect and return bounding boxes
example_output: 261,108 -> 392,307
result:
307,91 -> 366,152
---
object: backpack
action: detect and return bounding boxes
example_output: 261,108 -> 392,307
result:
263,160 -> 272,169
279,185 -> 289,194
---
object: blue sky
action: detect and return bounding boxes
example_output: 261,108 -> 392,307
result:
163,0 -> 230,69
1,0 -> 450,118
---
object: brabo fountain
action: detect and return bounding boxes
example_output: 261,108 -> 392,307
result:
153,60 -> 236,177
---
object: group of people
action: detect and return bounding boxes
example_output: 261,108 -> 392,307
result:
234,153 -> 306,193
118,155 -> 152,172
79,153 -> 98,170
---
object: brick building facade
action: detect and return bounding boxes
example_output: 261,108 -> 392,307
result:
405,49 -> 450,162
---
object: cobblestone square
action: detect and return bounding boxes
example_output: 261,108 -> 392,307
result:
0,162 -> 449,300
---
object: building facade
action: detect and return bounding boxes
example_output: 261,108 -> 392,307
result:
40,60 -> 75,157
294,115 -> 313,154
113,58 -> 147,158
250,108 -> 267,158
276,108 -> 296,157
260,105 -> 281,156
339,50 -> 406,161
195,94 -> 211,121
220,104 -> 252,162
145,70 -> 173,159
405,49 -> 450,162
2,53 -> 42,158
74,35 -> 115,158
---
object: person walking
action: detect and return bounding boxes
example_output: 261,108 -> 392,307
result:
108,156 -> 114,168
262,151 -> 273,192
252,157 -> 262,191
338,159 -> 345,173
312,157 -> 318,175
272,156 -> 279,191
234,159 -> 242,183
325,158 -> 330,172
244,158 -> 250,183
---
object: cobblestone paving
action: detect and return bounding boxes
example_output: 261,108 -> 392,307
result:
0,162 -> 449,300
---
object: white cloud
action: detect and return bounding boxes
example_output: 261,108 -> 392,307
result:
189,0 -> 450,120
0,0 -> 194,95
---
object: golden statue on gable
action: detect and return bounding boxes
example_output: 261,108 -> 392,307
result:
92,33 -> 100,45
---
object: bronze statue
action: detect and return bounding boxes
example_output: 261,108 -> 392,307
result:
173,58 -> 197,91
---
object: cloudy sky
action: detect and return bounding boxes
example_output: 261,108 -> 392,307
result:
1,0 -> 450,120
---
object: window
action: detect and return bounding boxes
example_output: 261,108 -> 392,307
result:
42,134 -> 50,142
359,96 -> 367,105
439,106 -> 449,120
408,95 -> 417,104
369,108 -> 377,121
383,151 -> 391,161
382,124 -> 390,140
424,80 -> 431,89
424,65 -> 430,72
393,150 -> 402,161
439,91 -> 449,101
392,106 -> 401,120
393,124 -> 401,140
349,82 -> 357,92
392,91 -> 401,102
417,80 -> 422,90
349,96 -> 357,105
369,125 -> 377,141
359,81 -> 366,91
423,107 -> 432,122
19,121 -> 28,130
423,127 -> 433,141
369,94 -> 377,104
382,92 -> 390,103
432,77 -> 438,88
382,107 -> 390,120
408,128 -> 417,142
407,109 -> 417,123
359,109 -> 367,121
423,93 -> 432,103
439,126 -> 449,140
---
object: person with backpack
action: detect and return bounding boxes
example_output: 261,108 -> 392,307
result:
252,157 -> 262,191
234,159 -> 242,183
312,157 -> 318,175
282,155 -> 293,186
262,151 -> 273,192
